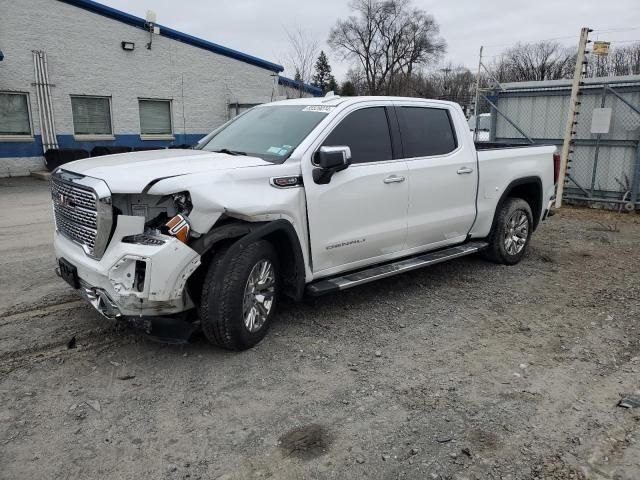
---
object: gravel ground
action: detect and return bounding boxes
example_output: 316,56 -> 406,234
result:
1,177 -> 639,480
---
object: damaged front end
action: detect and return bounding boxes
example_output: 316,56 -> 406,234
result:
53,185 -> 204,340
112,191 -> 196,248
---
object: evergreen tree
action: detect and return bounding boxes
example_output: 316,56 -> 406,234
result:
327,76 -> 339,94
312,51 -> 337,94
294,68 -> 302,82
340,80 -> 356,96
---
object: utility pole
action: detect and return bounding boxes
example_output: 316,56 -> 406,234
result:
440,67 -> 452,100
473,46 -> 483,142
555,27 -> 591,208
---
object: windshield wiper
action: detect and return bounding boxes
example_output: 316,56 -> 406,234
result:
212,148 -> 247,156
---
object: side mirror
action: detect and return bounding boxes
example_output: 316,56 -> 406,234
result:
317,146 -> 351,169
313,146 -> 352,185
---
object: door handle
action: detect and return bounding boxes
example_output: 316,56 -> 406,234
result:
457,167 -> 474,174
384,175 -> 405,184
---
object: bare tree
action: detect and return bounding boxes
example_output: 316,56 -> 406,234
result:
427,65 -> 474,103
491,41 -> 575,82
588,42 -> 640,77
344,67 -> 367,94
328,0 -> 446,95
283,26 -> 319,96
400,65 -> 475,111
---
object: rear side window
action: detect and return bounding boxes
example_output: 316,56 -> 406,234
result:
322,107 -> 392,163
399,107 -> 457,158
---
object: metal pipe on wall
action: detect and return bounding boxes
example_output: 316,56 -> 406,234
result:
33,51 -> 52,151
41,52 -> 58,150
32,50 -> 58,153
41,51 -> 56,150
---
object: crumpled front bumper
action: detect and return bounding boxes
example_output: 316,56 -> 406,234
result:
54,215 -> 201,318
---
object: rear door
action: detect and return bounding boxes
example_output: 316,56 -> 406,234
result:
301,104 -> 409,275
395,103 -> 478,250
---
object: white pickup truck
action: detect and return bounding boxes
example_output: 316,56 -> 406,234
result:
51,96 -> 558,349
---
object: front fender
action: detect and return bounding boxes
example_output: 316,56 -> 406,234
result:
191,219 -> 306,301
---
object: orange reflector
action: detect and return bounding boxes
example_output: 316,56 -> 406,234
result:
165,214 -> 190,243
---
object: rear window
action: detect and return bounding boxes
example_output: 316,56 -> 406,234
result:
399,107 -> 457,158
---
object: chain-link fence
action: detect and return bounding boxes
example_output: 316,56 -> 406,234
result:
473,74 -> 640,211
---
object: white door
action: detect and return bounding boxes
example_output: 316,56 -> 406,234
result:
301,106 -> 409,276
395,104 -> 478,249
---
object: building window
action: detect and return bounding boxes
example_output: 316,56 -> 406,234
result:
139,99 -> 173,138
71,96 -> 113,138
228,103 -> 259,120
0,92 -> 32,139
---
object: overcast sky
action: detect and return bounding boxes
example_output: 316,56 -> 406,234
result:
101,0 -> 640,82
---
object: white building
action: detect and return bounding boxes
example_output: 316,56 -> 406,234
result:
0,0 -> 321,176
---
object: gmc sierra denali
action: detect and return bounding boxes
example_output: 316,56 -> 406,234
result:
51,96 -> 558,349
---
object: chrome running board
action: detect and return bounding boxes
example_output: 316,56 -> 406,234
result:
306,241 -> 488,296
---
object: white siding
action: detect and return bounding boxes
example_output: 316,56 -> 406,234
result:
0,0 -> 279,176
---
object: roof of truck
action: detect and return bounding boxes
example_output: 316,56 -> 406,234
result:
268,96 -> 458,108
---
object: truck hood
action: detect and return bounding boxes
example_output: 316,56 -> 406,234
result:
61,149 -> 273,193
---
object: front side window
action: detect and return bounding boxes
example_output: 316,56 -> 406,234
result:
399,107 -> 457,158
199,105 -> 330,163
71,96 -> 112,136
322,107 -> 392,163
0,92 -> 31,137
139,99 -> 172,136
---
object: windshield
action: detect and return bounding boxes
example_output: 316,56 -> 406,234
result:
198,105 -> 331,163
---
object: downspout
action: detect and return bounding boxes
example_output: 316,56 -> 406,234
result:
32,51 -> 48,151
41,52 -> 58,149
32,51 -> 58,153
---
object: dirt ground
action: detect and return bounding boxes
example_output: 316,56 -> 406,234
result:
1,177 -> 639,480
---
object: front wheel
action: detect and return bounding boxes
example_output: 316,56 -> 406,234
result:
200,240 -> 279,350
482,197 -> 533,265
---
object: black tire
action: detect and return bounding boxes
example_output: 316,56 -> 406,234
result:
200,240 -> 279,350
482,197 -> 533,265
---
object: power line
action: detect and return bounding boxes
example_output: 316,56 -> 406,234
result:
606,39 -> 640,45
482,35 -> 578,49
592,26 -> 640,34
480,27 -> 640,52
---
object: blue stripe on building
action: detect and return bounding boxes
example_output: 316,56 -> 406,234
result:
278,76 -> 323,97
0,134 -> 208,158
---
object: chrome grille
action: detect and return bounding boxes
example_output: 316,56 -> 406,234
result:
51,179 -> 96,210
51,171 -> 113,258
53,210 -> 97,250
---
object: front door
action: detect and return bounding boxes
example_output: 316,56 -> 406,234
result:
302,106 -> 409,276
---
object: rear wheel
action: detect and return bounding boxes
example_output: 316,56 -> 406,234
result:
482,197 -> 533,265
200,240 -> 279,350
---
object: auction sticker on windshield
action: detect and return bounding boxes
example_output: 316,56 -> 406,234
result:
302,106 -> 335,113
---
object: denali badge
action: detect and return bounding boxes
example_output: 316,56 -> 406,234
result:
326,238 -> 366,250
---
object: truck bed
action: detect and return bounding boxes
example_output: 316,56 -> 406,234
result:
474,142 -> 543,150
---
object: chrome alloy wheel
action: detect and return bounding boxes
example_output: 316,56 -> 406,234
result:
242,259 -> 275,333
504,211 -> 529,255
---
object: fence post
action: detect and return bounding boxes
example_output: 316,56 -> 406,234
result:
555,27 -> 591,208
589,84 -> 608,196
632,142 -> 640,209
489,95 -> 498,143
